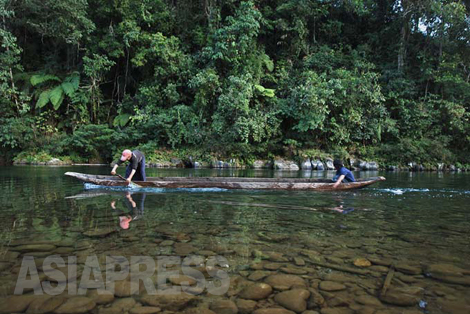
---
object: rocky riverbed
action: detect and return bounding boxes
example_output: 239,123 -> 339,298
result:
1,221 -> 469,314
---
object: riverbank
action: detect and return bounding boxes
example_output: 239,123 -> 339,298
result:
8,150 -> 470,172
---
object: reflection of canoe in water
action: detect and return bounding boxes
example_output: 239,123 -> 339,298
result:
65,172 -> 385,191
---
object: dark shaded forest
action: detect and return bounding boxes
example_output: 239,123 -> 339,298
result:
1,0 -> 469,166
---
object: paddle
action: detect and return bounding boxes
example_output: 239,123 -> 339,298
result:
115,174 -> 142,188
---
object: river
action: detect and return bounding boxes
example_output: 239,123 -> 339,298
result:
0,166 -> 469,314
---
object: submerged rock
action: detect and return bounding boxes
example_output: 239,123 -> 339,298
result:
274,289 -> 310,313
319,308 -> 353,314
170,275 -> 198,286
86,289 -> 115,305
239,283 -> 273,300
129,307 -> 162,314
353,258 -> 371,267
140,293 -> 196,311
210,300 -> 238,314
253,309 -> 296,314
264,274 -> 306,288
0,295 -> 40,314
379,287 -> 423,306
355,295 -> 382,306
318,281 -> 346,292
236,299 -> 257,314
425,263 -> 470,286
27,296 -> 67,313
82,229 -> 116,238
54,297 -> 96,314
12,244 -> 57,252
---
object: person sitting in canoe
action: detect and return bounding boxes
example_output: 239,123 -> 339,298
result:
332,159 -> 355,188
111,149 -> 146,184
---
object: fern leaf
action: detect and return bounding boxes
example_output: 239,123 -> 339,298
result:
113,114 -> 131,127
61,82 -> 76,97
64,73 -> 80,90
36,90 -> 51,108
50,86 -> 64,110
30,74 -> 60,86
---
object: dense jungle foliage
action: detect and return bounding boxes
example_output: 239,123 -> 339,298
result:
1,0 -> 469,165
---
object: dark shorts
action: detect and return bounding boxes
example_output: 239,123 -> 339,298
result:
125,156 -> 146,181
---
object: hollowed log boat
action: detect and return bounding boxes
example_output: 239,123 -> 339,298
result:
65,172 -> 385,191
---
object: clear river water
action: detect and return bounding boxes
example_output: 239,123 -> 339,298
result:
0,166 -> 469,314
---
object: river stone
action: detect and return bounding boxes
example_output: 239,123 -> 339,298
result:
307,289 -> 325,308
280,267 -> 307,275
379,289 -> 420,306
249,271 -> 271,281
239,282 -> 273,300
236,299 -> 257,314
170,275 -> 197,286
130,307 -> 162,314
0,250 -> 20,262
86,289 -> 114,305
274,289 -> 310,313
265,274 -> 306,288
322,273 -> 354,283
367,257 -> 392,267
436,299 -> 470,313
140,293 -> 196,311
0,262 -> 11,272
301,159 -> 312,170
319,308 -> 353,314
266,252 -> 289,262
394,263 -> 422,275
82,229 -> 116,237
54,297 -> 96,314
54,247 -> 75,254
160,240 -> 174,246
12,244 -> 57,252
43,264 -> 79,283
210,300 -> 238,314
325,257 -> 343,265
325,159 -> 334,170
26,296 -> 67,314
114,280 -> 143,297
0,295 -> 40,313
354,295 -> 382,306
426,263 -> 465,276
111,298 -> 137,310
55,239 -> 75,247
318,281 -> 346,292
184,307 -> 217,314
253,309 -> 296,314
293,258 -> 305,266
264,263 -> 284,270
353,258 -> 371,267
315,161 -> 324,171
368,266 -> 389,273
174,243 -> 196,255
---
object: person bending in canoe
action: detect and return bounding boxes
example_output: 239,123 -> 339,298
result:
332,159 -> 355,188
111,149 -> 146,184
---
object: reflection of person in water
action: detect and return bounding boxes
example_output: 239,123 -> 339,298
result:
327,196 -> 355,214
111,192 -> 146,229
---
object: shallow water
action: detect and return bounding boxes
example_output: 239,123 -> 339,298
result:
0,166 -> 469,314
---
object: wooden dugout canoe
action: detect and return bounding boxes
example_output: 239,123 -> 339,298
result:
65,172 -> 386,191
